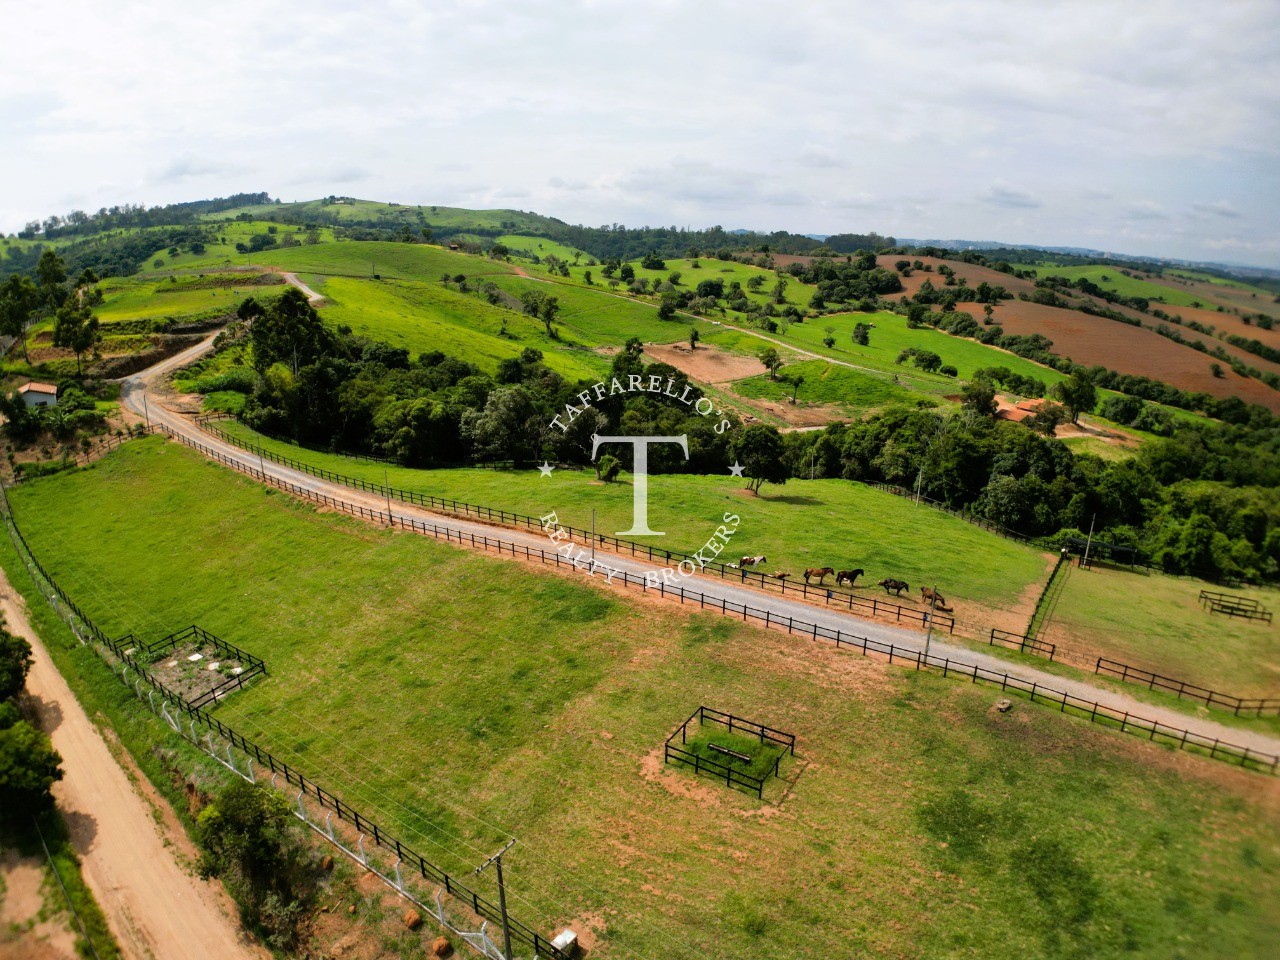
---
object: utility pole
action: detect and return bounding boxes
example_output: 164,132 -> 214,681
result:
475,839 -> 516,960
141,390 -> 151,430
591,507 -> 596,562
1082,513 -> 1096,569
383,466 -> 393,523
924,582 -> 938,661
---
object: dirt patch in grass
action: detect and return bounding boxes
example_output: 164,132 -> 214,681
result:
644,341 -> 767,383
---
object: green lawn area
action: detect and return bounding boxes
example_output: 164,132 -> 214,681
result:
210,418 -> 1050,610
734,359 -> 928,413
1013,264 -> 1207,309
1041,563 -> 1280,696
4,437 -> 1278,960
315,276 -> 606,380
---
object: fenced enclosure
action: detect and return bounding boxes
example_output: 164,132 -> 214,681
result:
664,706 -> 796,799
194,415 -> 955,633
1095,658 -> 1280,717
989,628 -> 1057,661
1198,589 -> 1273,625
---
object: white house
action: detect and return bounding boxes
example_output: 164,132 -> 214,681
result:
18,381 -> 58,408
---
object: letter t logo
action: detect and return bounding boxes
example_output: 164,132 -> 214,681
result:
591,435 -> 688,535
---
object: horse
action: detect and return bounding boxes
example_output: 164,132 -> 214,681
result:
804,566 -> 835,585
771,571 -> 791,582
878,578 -> 909,596
920,586 -> 946,607
836,569 -> 864,587
739,555 -> 766,567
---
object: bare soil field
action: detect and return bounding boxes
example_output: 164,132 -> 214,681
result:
644,341 -> 767,383
986,299 -> 1280,411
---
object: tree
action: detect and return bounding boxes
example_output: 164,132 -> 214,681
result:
657,295 -> 677,321
619,263 -> 635,283
695,278 -> 724,299
595,453 -> 622,482
758,347 -> 782,379
1052,370 -> 1097,424
1027,401 -> 1066,436
197,780 -> 314,948
771,278 -> 789,304
52,301 -> 100,375
0,274 -> 39,362
822,326 -> 836,348
689,327 -> 700,350
960,379 -> 998,418
731,425 -> 789,493
250,287 -> 335,374
852,322 -> 871,346
0,721 -> 63,825
0,631 -> 32,702
784,373 -> 805,402
583,270 -> 593,286
35,250 -> 67,308
641,251 -> 665,270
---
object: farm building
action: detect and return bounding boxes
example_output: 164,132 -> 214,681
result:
18,381 -> 58,407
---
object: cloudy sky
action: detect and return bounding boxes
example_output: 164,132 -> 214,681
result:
2,0 -> 1277,266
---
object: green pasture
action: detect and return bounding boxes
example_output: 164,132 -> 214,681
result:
496,234 -> 591,262
1013,264 -> 1206,309
3,438 -> 1278,959
209,418 -> 1049,609
1041,563 -> 1280,697
734,360 -> 927,413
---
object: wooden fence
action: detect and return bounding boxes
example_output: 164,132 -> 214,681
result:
989,628 -> 1057,661
1094,658 -> 1280,717
195,417 -> 954,633
147,427 -> 1280,775
664,706 -> 795,799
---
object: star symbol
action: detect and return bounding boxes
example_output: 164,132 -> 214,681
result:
538,461 -> 555,477
728,461 -> 745,477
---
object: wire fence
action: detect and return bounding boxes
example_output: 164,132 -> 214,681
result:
0,483 -> 571,960
194,416 -> 954,633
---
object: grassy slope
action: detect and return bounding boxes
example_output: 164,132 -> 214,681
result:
5,439 -> 1279,960
1014,264 -> 1207,309
1041,563 -> 1280,696
317,277 -> 605,380
211,419 -> 1048,609
734,359 -> 925,412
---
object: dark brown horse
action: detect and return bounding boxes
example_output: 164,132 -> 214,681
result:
878,577 -> 909,596
836,569 -> 864,587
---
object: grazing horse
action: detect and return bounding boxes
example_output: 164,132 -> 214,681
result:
920,586 -> 946,607
804,566 -> 835,585
878,577 -> 909,596
836,569 -> 864,587
739,555 -> 766,568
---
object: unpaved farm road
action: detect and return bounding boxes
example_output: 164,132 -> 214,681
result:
0,573 -> 267,960
115,332 -> 1280,761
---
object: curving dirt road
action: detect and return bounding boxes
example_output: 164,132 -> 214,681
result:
0,572 -> 267,960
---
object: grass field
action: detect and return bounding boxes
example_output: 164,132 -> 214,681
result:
316,276 -> 607,380
5,438 -> 1279,959
496,234 -> 591,262
210,419 -> 1049,611
95,276 -> 283,324
734,359 -> 929,412
1040,563 -> 1280,696
1013,264 -> 1208,309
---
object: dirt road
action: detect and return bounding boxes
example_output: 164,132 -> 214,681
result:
0,570 -> 266,960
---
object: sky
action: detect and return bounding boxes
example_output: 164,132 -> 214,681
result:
2,0 -> 1278,266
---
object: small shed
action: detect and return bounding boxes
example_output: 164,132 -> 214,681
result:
18,381 -> 58,408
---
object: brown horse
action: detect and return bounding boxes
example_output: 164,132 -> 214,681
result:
836,569 -> 864,587
921,586 -> 946,607
771,571 -> 791,582
739,555 -> 766,568
878,578 -> 909,596
804,566 -> 835,585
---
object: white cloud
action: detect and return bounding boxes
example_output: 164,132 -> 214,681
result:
0,0 -> 1276,264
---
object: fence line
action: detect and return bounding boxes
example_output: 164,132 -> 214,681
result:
0,483 -> 571,960
1094,658 -> 1280,717
138,429 -> 1280,774
194,416 -> 954,633
989,628 -> 1057,661
663,706 -> 796,800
